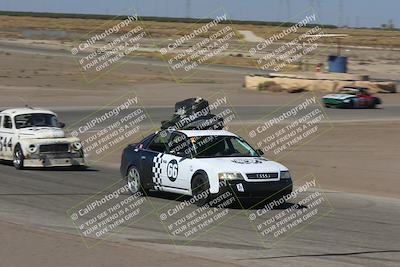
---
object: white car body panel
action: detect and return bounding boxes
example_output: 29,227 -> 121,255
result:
153,155 -> 289,195
147,130 -> 290,196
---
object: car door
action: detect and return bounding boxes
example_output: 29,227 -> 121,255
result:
158,132 -> 193,192
0,115 -> 15,160
140,132 -> 171,190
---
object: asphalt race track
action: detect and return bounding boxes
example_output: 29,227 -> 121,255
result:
0,164 -> 399,267
0,108 -> 399,267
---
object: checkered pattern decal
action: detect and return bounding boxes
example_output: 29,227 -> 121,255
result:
152,153 -> 163,191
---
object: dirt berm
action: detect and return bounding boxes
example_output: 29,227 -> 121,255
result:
245,74 -> 397,93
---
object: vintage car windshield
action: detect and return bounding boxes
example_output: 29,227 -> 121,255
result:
14,113 -> 59,129
191,135 -> 259,158
340,87 -> 368,95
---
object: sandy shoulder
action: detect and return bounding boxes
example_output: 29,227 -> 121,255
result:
0,220 -> 241,267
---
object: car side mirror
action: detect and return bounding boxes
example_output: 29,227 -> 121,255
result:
171,150 -> 188,158
256,149 -> 264,156
59,122 -> 66,128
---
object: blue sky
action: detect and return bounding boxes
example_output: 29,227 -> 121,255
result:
0,0 -> 398,28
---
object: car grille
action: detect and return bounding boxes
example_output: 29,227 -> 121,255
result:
246,173 -> 279,180
39,144 -> 70,153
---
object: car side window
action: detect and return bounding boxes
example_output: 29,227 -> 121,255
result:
147,133 -> 169,153
3,116 -> 12,129
168,133 -> 191,157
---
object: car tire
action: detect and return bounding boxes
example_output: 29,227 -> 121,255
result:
13,144 -> 25,170
126,166 -> 144,195
191,174 -> 211,207
344,99 -> 354,109
370,98 -> 379,109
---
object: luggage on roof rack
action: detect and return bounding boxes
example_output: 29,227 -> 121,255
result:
174,97 -> 209,114
161,97 -> 224,130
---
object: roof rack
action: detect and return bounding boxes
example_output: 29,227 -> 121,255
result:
161,98 -> 224,131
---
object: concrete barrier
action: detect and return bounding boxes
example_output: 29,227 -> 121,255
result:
245,74 -> 397,93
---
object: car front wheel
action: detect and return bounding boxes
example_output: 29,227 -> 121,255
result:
13,145 -> 24,170
126,166 -> 143,194
191,174 -> 211,207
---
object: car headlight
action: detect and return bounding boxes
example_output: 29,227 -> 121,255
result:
71,142 -> 82,151
280,171 -> 291,179
28,144 -> 38,154
218,172 -> 244,180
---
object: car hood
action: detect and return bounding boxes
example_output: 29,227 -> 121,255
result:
323,93 -> 354,100
196,157 -> 287,173
17,127 -> 65,139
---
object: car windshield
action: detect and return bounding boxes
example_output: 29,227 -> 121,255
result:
190,135 -> 259,158
339,88 -> 359,95
14,113 -> 59,129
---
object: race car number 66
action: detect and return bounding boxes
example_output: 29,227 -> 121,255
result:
167,160 -> 178,181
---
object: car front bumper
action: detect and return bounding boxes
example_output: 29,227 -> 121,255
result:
219,179 -> 293,199
24,153 -> 85,167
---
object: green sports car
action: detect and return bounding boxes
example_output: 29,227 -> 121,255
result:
322,87 -> 382,109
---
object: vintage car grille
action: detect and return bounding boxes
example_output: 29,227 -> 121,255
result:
39,144 -> 70,153
246,172 -> 279,180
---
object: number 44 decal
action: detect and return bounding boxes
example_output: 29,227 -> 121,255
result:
167,159 -> 178,182
0,136 -> 12,151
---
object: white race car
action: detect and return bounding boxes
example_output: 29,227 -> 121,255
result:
120,129 -> 293,205
0,108 -> 85,169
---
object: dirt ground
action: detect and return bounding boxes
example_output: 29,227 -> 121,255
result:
0,51 -> 399,108
281,122 -> 400,199
0,221 -> 242,267
1,13 -> 400,80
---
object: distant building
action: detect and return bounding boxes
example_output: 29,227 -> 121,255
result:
381,19 -> 395,29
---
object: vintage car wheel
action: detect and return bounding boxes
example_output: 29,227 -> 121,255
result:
191,174 -> 211,207
13,145 -> 25,170
126,166 -> 142,194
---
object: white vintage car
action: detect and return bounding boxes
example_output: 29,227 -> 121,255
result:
0,108 -> 85,169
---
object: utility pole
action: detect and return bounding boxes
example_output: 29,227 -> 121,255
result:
285,0 -> 291,21
277,0 -> 283,21
309,0 -> 322,20
165,0 -> 169,17
338,0 -> 344,27
186,0 -> 191,18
